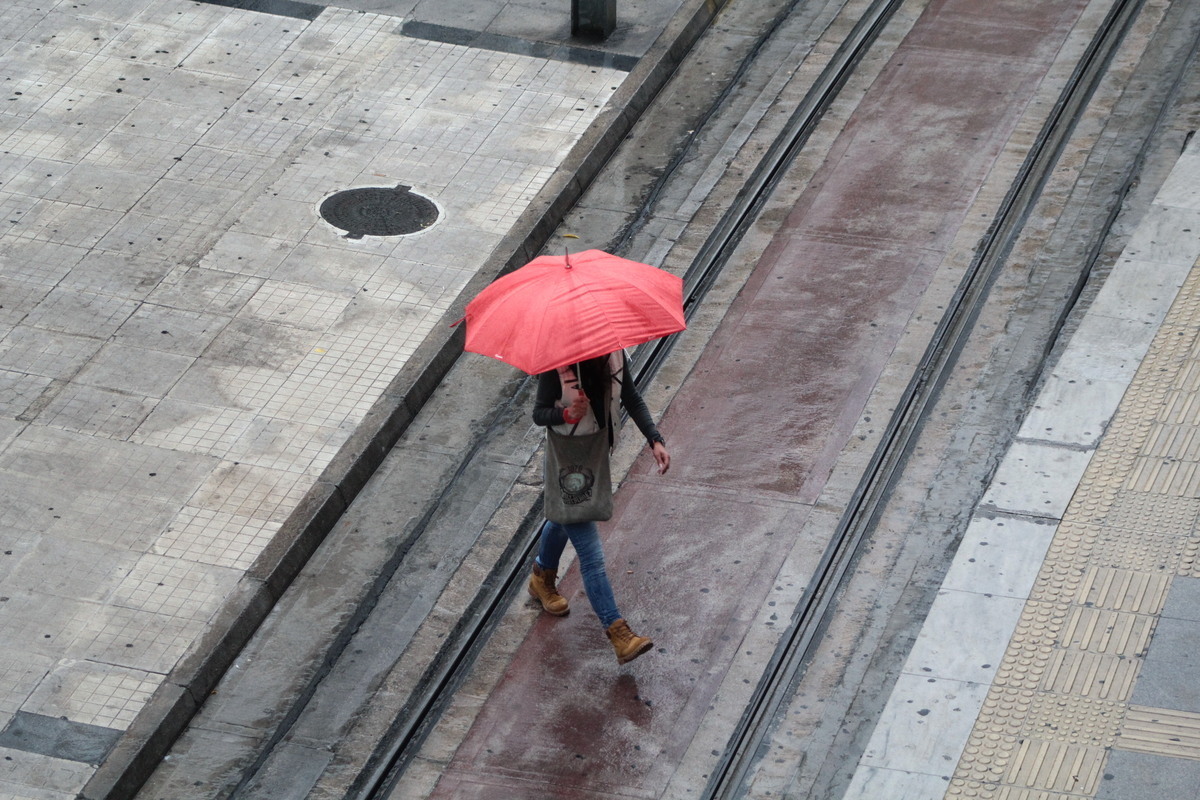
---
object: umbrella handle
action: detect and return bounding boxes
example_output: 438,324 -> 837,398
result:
558,364 -> 586,414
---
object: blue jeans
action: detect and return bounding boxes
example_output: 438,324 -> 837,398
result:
535,519 -> 620,627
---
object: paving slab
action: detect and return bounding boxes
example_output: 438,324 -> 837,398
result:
1160,575 -> 1200,622
1130,614 -> 1200,713
1096,749 -> 1200,800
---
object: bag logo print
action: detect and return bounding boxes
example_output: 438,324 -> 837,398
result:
558,464 -> 595,505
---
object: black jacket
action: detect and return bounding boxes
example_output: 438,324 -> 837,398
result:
532,354 -> 665,447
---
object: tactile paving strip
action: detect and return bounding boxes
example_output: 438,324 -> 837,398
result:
1038,650 -> 1138,701
947,267 -> 1200,794
1117,706 -> 1200,760
1000,739 -> 1106,794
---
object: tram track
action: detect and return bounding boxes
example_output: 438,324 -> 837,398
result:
349,0 -> 909,797
159,1 -> 897,797
702,0 -> 1149,795
351,0 -> 1149,795
112,0 -> 1190,793
220,0 -> 1151,797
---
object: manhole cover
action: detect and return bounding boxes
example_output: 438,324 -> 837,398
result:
319,184 -> 439,239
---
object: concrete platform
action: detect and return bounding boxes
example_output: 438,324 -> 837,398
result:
844,135 -> 1200,798
0,0 -> 715,797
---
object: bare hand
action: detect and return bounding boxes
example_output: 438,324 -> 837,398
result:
652,441 -> 670,475
567,392 -> 589,421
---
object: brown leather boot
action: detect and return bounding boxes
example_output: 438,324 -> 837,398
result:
528,563 -> 569,616
606,618 -> 653,664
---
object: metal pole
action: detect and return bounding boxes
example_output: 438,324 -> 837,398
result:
571,0 -> 615,39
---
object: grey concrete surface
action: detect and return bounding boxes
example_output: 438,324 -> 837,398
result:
383,1 -> 1200,798
1161,576 -> 1200,621
1131,613 -> 1200,713
1096,750 -> 1200,800
11,0 -> 1200,798
0,712 -> 123,766
844,67 -> 1200,800
0,0 -> 735,797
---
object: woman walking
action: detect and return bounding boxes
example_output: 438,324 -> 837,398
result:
528,350 -> 670,664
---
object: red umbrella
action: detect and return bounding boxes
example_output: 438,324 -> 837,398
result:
463,249 -> 686,375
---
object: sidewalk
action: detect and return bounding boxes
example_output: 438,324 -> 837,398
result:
0,1 -> 721,797
844,136 -> 1200,797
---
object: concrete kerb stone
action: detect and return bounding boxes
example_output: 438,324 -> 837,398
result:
83,583 -> 275,800
78,1 -> 735,797
318,397 -> 417,507
247,482 -> 350,600
79,683 -> 198,800
169,580 -> 279,707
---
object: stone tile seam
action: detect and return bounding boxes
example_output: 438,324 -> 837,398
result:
1009,436 -> 1099,453
972,507 -> 1065,526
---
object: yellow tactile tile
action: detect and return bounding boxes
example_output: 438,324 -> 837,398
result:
1060,484 -> 1119,525
1160,379 -> 1200,419
1088,415 -> 1154,464
1167,358 -> 1200,394
992,606 -> 1068,692
993,788 -> 1092,800
1021,693 -> 1123,748
1000,739 -> 1106,795
977,687 -> 1039,738
1090,533 -> 1185,574
955,732 -> 1023,785
950,241 -> 1200,794
945,777 -> 999,799
1074,567 -> 1171,615
1133,331 -> 1194,386
1179,539 -> 1200,578
1038,650 -> 1138,701
1100,491 -> 1200,540
1027,562 -> 1087,605
1117,706 -> 1200,760
1126,453 -> 1200,494
1042,521 -> 1102,558
1141,421 -> 1200,459
1164,270 -> 1200,327
1057,606 -> 1154,656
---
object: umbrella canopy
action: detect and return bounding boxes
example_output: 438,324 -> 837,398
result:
464,249 -> 686,375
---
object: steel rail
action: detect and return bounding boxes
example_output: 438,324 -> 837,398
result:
699,0 -> 1147,797
343,0 -> 1147,796
630,0 -> 905,385
611,0 -> 845,257
350,1 -> 905,797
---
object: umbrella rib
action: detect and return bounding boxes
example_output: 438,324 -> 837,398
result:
592,275 -> 682,339
463,251 -> 684,374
